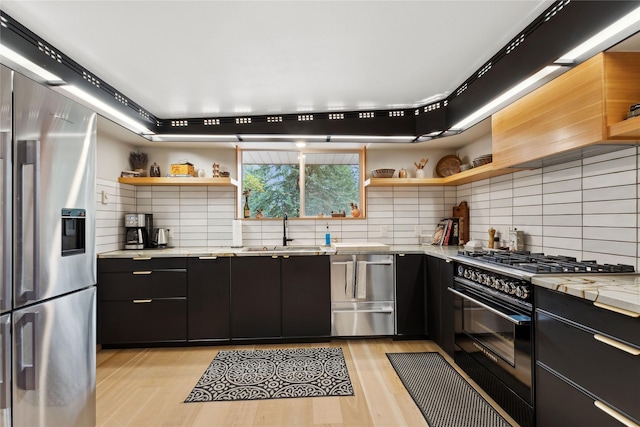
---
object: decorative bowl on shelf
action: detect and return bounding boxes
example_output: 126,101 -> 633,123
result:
472,154 -> 493,167
372,168 -> 395,178
459,163 -> 473,172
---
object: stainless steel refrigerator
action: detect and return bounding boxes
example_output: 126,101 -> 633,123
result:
330,254 -> 395,336
1,65 -> 97,427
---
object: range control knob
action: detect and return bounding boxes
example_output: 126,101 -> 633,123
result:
505,282 -> 517,295
515,286 -> 530,300
464,269 -> 472,279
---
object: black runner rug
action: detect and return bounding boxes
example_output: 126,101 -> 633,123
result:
185,347 -> 353,403
386,352 -> 512,427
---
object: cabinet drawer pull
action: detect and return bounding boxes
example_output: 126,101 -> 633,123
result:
133,257 -> 151,261
594,400 -> 640,427
198,256 -> 217,260
133,299 -> 152,304
132,271 -> 152,275
593,301 -> 640,318
593,334 -> 640,356
271,255 -> 278,259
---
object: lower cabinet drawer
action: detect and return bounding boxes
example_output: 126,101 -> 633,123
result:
536,365 -> 636,427
100,298 -> 187,344
536,310 -> 640,421
99,270 -> 187,300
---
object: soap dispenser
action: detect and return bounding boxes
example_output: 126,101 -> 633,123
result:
325,223 -> 331,246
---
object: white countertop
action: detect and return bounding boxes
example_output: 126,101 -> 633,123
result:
97,245 -> 639,315
531,274 -> 640,316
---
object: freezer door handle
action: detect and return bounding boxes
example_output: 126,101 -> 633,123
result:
0,132 -> 11,311
16,140 -> 40,302
0,319 -> 10,408
17,311 -> 39,390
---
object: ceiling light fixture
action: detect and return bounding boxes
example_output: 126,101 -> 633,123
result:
60,85 -> 154,135
0,43 -> 154,136
450,65 -> 563,131
295,141 -> 307,148
0,44 -> 64,84
555,5 -> 640,63
150,134 -> 238,142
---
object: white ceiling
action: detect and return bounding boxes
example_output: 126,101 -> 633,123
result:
1,0 -> 554,118
2,1 -> 639,150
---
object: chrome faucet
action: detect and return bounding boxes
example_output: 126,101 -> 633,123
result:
283,213 -> 294,246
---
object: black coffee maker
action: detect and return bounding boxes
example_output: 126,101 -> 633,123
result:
124,213 -> 153,249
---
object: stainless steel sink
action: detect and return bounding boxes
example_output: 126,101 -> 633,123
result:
241,245 -> 325,252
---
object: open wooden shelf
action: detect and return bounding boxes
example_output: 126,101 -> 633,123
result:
365,163 -> 520,187
118,177 -> 239,187
608,115 -> 640,139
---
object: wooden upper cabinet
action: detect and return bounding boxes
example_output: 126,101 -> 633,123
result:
492,52 -> 640,169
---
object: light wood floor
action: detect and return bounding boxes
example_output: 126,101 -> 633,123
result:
96,339 -> 519,427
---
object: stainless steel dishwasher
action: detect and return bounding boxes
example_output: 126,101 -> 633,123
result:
330,254 -> 395,336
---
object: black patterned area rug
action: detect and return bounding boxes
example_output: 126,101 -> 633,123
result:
185,347 -> 353,403
387,352 -> 512,427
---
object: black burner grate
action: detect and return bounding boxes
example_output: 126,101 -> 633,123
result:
456,251 -> 635,274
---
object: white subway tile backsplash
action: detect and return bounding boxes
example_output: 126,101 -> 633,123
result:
583,154 -> 636,177
583,213 -> 636,228
543,215 -> 582,227
583,199 -> 635,214
583,226 -> 635,242
583,170 -> 636,189
583,185 -> 635,202
583,239 -> 636,257
95,147 -> 638,269
543,191 -> 581,205
543,203 -> 581,215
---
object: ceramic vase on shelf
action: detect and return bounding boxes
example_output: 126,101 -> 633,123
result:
415,169 -> 425,178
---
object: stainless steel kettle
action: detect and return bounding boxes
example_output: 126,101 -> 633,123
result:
153,228 -> 168,248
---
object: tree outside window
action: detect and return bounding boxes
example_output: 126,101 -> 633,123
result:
241,150 -> 362,218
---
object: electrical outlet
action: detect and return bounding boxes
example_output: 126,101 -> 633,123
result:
101,190 -> 109,205
380,225 -> 389,237
414,225 -> 422,235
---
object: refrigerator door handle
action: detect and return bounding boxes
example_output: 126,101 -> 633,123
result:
0,132 -> 11,311
0,319 -> 9,408
16,140 -> 40,302
17,311 -> 39,390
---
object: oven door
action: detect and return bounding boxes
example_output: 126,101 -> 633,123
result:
449,282 -> 532,403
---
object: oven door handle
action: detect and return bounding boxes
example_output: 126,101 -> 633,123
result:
447,287 -> 530,325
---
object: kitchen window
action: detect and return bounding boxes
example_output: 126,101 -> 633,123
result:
239,149 -> 365,219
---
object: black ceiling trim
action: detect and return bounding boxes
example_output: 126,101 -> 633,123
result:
0,10 -> 160,130
1,2 -> 637,140
445,0 -> 640,128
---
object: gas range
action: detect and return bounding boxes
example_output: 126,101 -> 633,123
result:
449,250 -> 636,306
456,250 -> 635,274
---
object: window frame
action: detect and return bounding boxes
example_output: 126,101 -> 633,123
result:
237,147 -> 366,219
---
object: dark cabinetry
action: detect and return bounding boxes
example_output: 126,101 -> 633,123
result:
187,257 -> 230,341
230,256 -> 281,339
395,254 -> 425,336
535,287 -> 640,426
98,258 -> 187,345
281,256 -> 331,338
230,255 -> 331,339
425,255 -> 454,356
